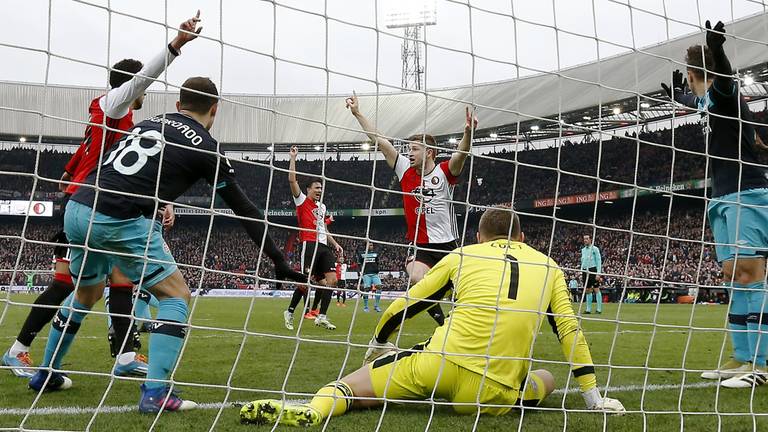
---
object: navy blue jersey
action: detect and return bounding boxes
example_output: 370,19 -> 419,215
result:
72,112 -> 235,218
703,79 -> 768,198
358,251 -> 379,275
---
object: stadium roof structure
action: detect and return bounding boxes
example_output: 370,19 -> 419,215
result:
0,12 -> 766,151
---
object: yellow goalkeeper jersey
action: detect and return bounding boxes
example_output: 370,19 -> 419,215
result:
374,239 -> 596,392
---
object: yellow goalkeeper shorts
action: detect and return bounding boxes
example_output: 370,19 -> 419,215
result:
368,344 -> 547,416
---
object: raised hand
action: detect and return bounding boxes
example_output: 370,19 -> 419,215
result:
465,106 -> 478,131
345,91 -> 360,116
705,20 -> 726,50
170,10 -> 203,51
289,145 -> 298,159
661,69 -> 688,99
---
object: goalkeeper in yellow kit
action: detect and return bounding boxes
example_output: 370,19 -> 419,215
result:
241,208 -> 625,426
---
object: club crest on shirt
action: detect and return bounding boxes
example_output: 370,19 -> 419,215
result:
411,186 -> 436,204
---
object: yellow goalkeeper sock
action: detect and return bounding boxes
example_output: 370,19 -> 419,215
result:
309,381 -> 354,419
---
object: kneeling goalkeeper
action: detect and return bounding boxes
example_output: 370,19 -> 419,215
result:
242,208 -> 624,426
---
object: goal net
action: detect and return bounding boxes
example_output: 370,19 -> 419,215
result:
1,0 -> 768,431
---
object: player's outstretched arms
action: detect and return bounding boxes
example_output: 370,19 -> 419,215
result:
661,70 -> 698,108
216,181 -> 306,283
345,91 -> 399,169
102,11 -> 203,119
448,106 -> 479,177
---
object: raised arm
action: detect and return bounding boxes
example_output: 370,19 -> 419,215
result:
448,106 -> 478,177
288,146 -> 302,198
661,69 -> 699,109
705,20 -> 734,93
101,11 -> 202,119
346,91 -> 400,169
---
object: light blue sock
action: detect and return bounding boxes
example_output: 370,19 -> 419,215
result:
102,287 -> 112,329
745,282 -> 768,367
585,293 -> 593,312
374,292 -> 381,308
363,294 -> 369,308
42,298 -> 90,369
134,291 -> 153,321
146,298 -> 188,390
729,284 -> 751,363
595,290 -> 603,312
149,293 -> 160,309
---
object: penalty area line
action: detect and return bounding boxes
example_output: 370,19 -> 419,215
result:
0,381 -> 722,416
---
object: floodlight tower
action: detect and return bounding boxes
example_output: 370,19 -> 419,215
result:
385,0 -> 437,91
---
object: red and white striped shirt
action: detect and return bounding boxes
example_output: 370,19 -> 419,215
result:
294,192 -> 328,245
395,155 -> 459,244
63,46 -> 178,195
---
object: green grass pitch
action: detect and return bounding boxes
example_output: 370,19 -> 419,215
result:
1,295 -> 766,431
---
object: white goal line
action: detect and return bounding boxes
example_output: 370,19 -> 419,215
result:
0,381 -> 725,417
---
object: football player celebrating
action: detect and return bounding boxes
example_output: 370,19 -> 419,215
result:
344,92 -> 477,326
28,74 -> 305,412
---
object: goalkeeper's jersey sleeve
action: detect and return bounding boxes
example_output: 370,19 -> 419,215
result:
373,239 -> 597,392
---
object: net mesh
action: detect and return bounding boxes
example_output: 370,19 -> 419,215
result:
1,0 -> 768,431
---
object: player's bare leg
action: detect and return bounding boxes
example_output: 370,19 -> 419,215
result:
406,259 -> 444,325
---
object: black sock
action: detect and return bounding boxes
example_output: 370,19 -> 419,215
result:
16,278 -> 74,346
319,288 -> 333,315
107,285 -> 137,356
311,290 -> 322,310
287,287 -> 305,313
427,304 -> 445,326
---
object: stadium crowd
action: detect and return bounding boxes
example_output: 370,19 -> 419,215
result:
0,118 -> 737,207
0,203 -> 721,294
2,115 -> 759,293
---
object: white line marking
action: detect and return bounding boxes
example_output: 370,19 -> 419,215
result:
0,381 -> 722,416
0,400 -> 244,416
553,380 -> 719,395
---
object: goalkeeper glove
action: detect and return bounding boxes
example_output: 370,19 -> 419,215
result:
363,338 -> 396,365
661,69 -> 688,100
705,20 -> 726,51
582,388 -> 626,414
